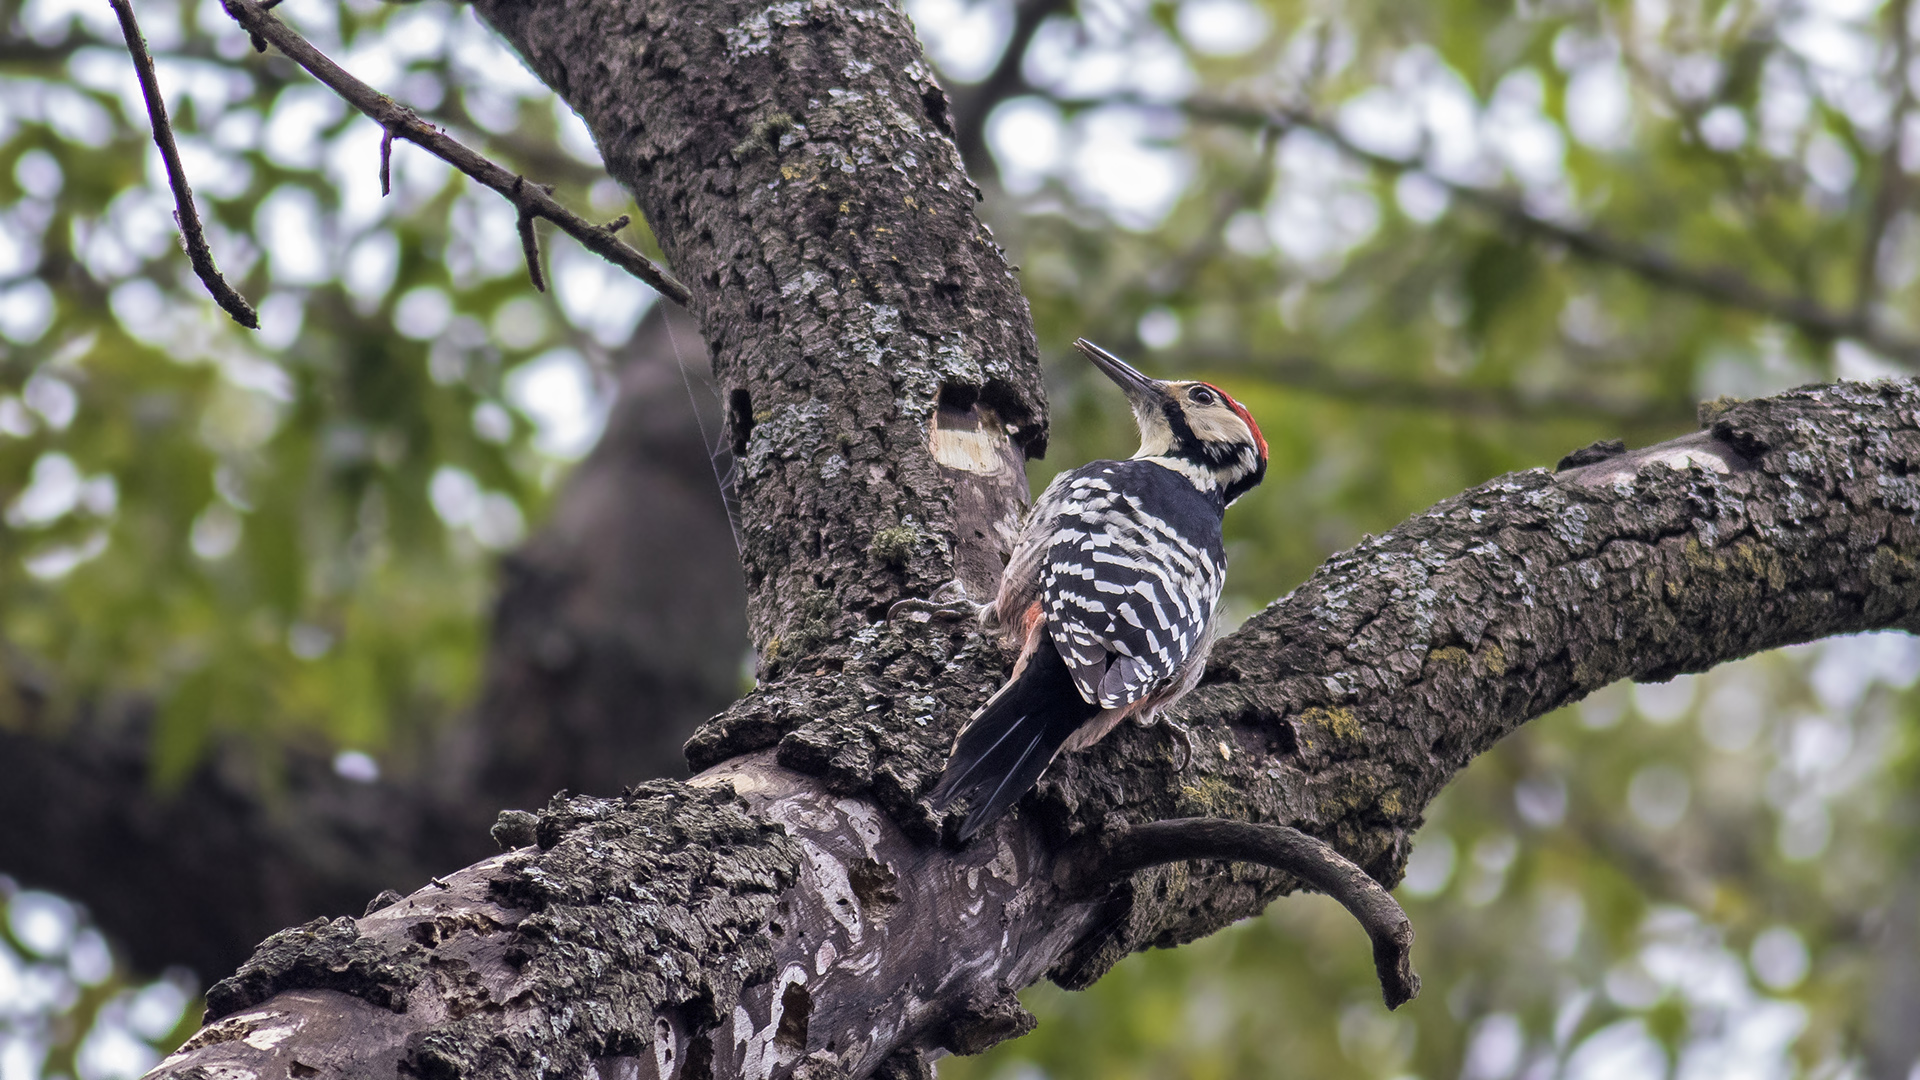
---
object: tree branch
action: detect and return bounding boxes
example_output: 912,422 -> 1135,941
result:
1157,97 -> 1920,366
214,0 -> 692,306
125,0 -> 1920,1073
145,376 -> 1920,1079
1066,818 -> 1419,1008
110,0 -> 258,329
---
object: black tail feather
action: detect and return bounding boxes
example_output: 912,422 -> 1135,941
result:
930,640 -> 1100,840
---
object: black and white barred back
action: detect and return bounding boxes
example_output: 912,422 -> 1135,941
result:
928,458 -> 1231,840
930,338 -> 1265,841
1040,460 -> 1227,708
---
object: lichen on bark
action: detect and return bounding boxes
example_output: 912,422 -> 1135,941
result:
471,0 -> 1047,666
172,783 -> 799,1080
136,0 -> 1920,1071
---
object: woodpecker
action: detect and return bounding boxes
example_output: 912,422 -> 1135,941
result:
930,339 -> 1268,840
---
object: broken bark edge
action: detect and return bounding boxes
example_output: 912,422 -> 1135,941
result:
1067,818 -> 1421,1009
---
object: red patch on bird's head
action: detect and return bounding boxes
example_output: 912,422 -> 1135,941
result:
1202,382 -> 1267,461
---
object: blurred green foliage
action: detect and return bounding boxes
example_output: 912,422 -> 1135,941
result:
3,0 -> 1919,1073
922,0 -> 1920,1073
0,0 -> 664,777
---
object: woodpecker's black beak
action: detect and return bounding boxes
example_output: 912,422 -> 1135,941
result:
1073,339 -> 1164,403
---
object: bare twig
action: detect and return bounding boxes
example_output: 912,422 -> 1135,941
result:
216,0 -> 692,307
514,181 -> 546,293
1122,95 -> 1920,366
379,128 -> 393,197
110,0 -> 258,329
1066,818 -> 1420,1009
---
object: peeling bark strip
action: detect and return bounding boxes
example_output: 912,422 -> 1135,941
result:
148,382 -> 1920,1080
469,0 -> 1047,665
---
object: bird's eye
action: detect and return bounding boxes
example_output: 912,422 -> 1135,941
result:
1189,387 -> 1215,406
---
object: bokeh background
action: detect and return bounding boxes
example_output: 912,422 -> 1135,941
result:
2,0 -> 1919,1075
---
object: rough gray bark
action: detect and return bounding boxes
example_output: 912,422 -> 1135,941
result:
144,366 -> 1920,1080
471,0 -> 1048,670
135,0 -> 1920,1077
0,303 -> 746,978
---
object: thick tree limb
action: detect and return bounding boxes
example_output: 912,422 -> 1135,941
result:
110,0 -> 258,329
147,379 -> 1920,1079
214,0 -> 692,305
129,0 -> 1920,1074
1065,818 -> 1419,1008
472,0 -> 1048,657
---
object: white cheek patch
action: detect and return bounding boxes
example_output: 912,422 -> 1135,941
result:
1185,407 -> 1250,447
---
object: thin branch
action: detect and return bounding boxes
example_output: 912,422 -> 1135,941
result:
515,200 -> 546,292
0,38 -> 84,67
509,175 -> 552,292
1067,818 -> 1421,1009
110,0 -> 258,329
379,128 -> 393,197
1136,96 -> 1920,366
1148,123 -> 1281,295
215,0 -> 693,307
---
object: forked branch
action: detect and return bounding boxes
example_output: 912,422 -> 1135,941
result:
1068,818 -> 1421,1009
215,0 -> 692,305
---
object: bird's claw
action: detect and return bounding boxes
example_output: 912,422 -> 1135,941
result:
1165,719 -> 1197,771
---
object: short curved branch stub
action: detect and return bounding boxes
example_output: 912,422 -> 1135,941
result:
1064,818 -> 1420,1008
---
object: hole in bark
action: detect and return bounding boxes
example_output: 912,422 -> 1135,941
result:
978,377 -> 1044,458
775,982 -> 811,1051
1267,716 -> 1297,757
728,388 -> 753,458
290,1062 -> 318,1078
922,85 -> 955,135
937,382 -> 979,411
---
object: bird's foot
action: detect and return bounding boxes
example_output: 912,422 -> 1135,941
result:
1157,717 -> 1197,771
